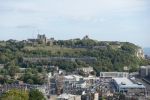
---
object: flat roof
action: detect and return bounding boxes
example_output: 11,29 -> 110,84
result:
57,94 -> 75,99
140,65 -> 150,69
113,78 -> 145,89
64,75 -> 82,79
100,72 -> 128,74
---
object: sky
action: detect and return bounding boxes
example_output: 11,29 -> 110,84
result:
0,0 -> 150,47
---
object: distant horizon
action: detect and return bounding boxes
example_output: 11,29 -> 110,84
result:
144,48 -> 150,56
0,33 -> 149,48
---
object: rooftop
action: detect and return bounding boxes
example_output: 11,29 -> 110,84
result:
77,80 -> 86,84
57,93 -> 75,99
101,72 -> 128,74
113,78 -> 145,88
140,65 -> 150,69
64,75 -> 83,80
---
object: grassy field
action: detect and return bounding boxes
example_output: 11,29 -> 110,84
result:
22,45 -> 87,55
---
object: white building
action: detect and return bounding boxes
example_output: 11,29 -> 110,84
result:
75,80 -> 87,88
57,94 -> 81,100
140,65 -> 150,77
112,78 -> 146,96
83,75 -> 99,80
64,75 -> 88,88
77,66 -> 93,73
64,75 -> 83,82
47,72 -> 52,78
100,72 -> 129,78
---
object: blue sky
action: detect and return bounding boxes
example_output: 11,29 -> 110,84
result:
0,0 -> 150,47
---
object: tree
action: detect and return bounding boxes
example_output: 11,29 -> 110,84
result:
0,89 -> 29,100
8,66 -> 20,78
90,71 -> 96,75
119,93 -> 125,100
0,54 -> 9,63
27,79 -> 34,84
29,89 -> 45,100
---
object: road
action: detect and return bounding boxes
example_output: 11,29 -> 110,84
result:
135,77 -> 150,98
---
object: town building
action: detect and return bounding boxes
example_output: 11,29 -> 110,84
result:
57,94 -> 81,100
55,75 -> 64,95
82,35 -> 90,40
100,72 -> 129,78
139,65 -> 150,78
77,66 -> 94,73
81,93 -> 99,100
37,34 -> 47,44
112,78 -> 146,97
75,80 -> 87,88
27,39 -> 37,44
63,75 -> 99,94
48,72 -> 52,78
83,75 -> 99,81
145,55 -> 150,60
27,34 -> 54,45
64,75 -> 88,89
64,75 -> 83,82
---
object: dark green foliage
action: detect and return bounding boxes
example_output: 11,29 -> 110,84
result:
0,89 -> 45,100
29,89 -> 45,100
0,39 -> 149,77
20,69 -> 47,85
0,89 -> 29,100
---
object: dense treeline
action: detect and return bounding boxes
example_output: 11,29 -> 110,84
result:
0,39 -> 149,77
0,89 -> 45,100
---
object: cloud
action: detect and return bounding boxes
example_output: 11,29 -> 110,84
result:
0,0 -> 147,28
16,25 -> 37,29
0,0 -> 147,18
0,0 -> 148,26
0,0 -> 149,47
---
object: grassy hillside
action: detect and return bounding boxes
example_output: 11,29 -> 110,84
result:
0,39 -> 149,74
23,45 -> 86,54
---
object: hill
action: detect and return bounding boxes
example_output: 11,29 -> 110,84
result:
0,38 -> 149,75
